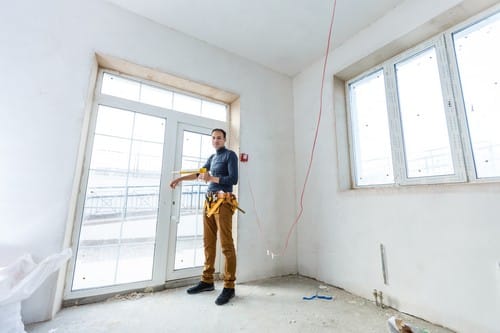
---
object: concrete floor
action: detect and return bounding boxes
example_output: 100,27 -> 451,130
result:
27,275 -> 454,333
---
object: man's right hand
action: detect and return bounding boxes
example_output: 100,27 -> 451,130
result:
170,179 -> 179,189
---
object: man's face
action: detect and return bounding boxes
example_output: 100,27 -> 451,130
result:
212,130 -> 226,149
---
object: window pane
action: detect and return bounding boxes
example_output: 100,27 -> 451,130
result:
453,12 -> 500,178
173,93 -> 201,116
133,113 -> 166,143
95,105 -> 134,139
129,141 -> 164,183
140,84 -> 173,110
175,131 -> 211,270
90,135 -> 131,171
201,100 -> 227,121
180,131 -> 213,171
349,70 -> 394,185
73,106 -> 165,290
201,134 -> 213,158
101,73 -> 140,102
396,47 -> 454,178
101,73 -> 228,121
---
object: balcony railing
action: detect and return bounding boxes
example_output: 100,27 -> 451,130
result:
83,183 -> 209,223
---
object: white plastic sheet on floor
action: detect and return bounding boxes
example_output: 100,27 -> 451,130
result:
0,248 -> 72,333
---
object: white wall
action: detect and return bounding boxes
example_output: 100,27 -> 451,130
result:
0,0 -> 296,324
293,0 -> 500,332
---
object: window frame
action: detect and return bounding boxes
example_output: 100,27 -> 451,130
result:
345,6 -> 500,188
445,8 -> 500,184
346,67 -> 395,187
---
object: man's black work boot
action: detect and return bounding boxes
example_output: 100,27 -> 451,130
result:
186,281 -> 214,294
215,287 -> 235,305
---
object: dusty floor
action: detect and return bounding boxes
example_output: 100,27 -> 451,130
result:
27,275 -> 454,333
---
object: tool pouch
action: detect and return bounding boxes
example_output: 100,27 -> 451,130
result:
205,192 -> 240,217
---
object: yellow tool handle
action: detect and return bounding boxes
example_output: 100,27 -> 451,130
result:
178,167 -> 207,174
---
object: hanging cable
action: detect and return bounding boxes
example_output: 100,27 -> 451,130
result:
244,0 -> 339,259
278,0 -> 338,257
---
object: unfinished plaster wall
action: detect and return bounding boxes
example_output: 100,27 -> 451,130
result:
0,0 -> 296,324
293,0 -> 500,332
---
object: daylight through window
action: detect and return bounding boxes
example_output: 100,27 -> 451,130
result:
346,10 -> 500,187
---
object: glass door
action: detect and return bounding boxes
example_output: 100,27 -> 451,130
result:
69,105 -> 167,294
166,125 -> 220,280
66,70 -> 228,300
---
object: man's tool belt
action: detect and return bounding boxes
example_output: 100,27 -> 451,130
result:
204,191 -> 241,217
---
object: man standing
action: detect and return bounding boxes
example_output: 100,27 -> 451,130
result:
170,128 -> 239,305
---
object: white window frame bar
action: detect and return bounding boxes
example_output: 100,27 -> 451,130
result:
444,5 -> 500,183
346,68 -> 398,188
390,36 -> 466,185
384,63 -> 405,186
165,123 -> 223,281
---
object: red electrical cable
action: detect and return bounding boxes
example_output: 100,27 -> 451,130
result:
279,0 -> 338,256
244,0 -> 338,258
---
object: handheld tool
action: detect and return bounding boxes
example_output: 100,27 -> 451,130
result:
172,167 -> 207,174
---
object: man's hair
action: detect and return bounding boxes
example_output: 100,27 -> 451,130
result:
211,128 -> 226,139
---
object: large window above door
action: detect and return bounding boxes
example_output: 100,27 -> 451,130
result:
101,72 -> 227,121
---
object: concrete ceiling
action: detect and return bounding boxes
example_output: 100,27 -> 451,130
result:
104,0 -> 405,76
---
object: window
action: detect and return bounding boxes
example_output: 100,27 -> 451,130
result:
349,70 -> 394,185
395,46 -> 455,178
452,11 -> 500,178
101,73 -> 227,121
346,9 -> 500,187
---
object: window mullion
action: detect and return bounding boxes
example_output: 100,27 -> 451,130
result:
384,65 -> 406,185
435,36 -> 468,183
345,86 -> 361,187
444,32 -> 477,182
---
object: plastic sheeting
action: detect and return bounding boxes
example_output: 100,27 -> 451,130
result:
0,248 -> 72,333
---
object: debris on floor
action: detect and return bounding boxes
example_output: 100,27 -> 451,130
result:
108,292 -> 145,302
388,316 -> 430,333
27,276 -> 454,333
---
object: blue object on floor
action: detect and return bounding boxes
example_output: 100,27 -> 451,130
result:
303,293 -> 333,300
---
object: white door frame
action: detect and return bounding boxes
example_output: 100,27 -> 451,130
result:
165,123 -> 222,281
64,69 -> 227,300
